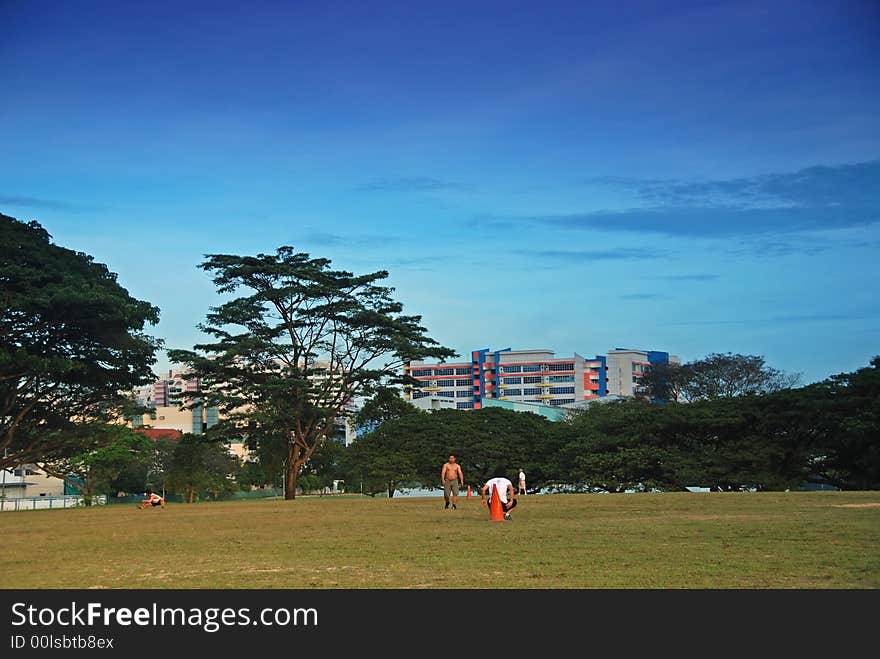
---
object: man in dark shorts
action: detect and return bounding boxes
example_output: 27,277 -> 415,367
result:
140,490 -> 165,509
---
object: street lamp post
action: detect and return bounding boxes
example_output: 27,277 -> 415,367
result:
1,449 -> 7,506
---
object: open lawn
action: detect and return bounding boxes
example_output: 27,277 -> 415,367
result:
2,491 -> 878,588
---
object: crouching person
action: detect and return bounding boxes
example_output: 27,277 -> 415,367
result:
481,468 -> 518,520
140,490 -> 165,510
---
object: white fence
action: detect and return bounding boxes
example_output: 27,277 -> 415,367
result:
0,494 -> 107,512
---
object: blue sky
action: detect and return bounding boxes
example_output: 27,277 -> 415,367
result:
2,0 -> 878,385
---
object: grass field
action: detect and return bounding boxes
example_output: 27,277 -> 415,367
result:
2,490 -> 878,589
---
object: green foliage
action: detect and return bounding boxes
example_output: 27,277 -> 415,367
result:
340,357 -> 880,494
0,213 -> 161,469
158,434 -> 240,502
560,362 -> 880,493
301,437 -> 348,493
798,356 -> 880,490
235,459 -> 273,492
343,406 -> 559,494
38,425 -> 154,504
416,407 -> 559,488
354,386 -> 422,431
640,352 -> 800,402
344,415 -> 421,497
168,247 -> 454,499
560,399 -> 687,492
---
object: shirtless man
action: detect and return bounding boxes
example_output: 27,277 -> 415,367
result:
441,454 -> 464,510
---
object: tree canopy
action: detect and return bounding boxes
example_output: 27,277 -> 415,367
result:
38,424 -> 154,505
339,357 -> 880,494
640,352 -> 800,403
168,247 -> 456,499
1,213 -> 161,470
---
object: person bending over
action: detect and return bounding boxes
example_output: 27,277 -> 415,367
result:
481,468 -> 517,520
140,490 -> 165,509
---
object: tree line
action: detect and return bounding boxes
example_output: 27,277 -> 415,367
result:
330,354 -> 879,495
3,211 -> 878,504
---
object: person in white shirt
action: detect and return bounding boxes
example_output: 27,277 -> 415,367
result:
481,468 -> 518,520
518,468 -> 527,495
140,490 -> 165,509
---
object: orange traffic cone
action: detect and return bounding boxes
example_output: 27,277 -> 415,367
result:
467,485 -> 472,499
489,486 -> 505,522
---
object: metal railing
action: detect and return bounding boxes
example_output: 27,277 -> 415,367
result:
0,494 -> 107,512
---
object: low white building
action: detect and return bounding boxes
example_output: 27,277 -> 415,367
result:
0,465 -> 65,498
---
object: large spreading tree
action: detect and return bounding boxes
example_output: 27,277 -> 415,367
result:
640,352 -> 800,403
1,213 -> 162,470
168,247 -> 456,499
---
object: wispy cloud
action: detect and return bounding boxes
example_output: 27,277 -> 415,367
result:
301,231 -> 404,247
384,256 -> 441,270
660,274 -> 720,282
542,161 -> 880,238
512,247 -> 668,262
725,239 -> 832,258
586,161 -> 880,208
536,205 -> 877,238
666,312 -> 878,326
633,161 -> 880,209
359,177 -> 470,192
620,293 -> 663,300
0,195 -> 106,212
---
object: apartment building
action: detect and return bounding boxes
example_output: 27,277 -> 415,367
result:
131,367 -> 357,446
131,369 -> 219,435
605,348 -> 681,397
405,346 -> 676,410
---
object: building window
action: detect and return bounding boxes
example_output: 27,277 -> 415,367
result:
551,386 -> 575,395
522,364 -> 541,372
550,398 -> 576,406
455,379 -> 470,386
413,391 -> 429,399
456,390 -> 472,398
411,369 -> 432,377
503,377 -> 522,384
457,402 -> 474,409
549,374 -> 575,383
434,367 -> 454,376
523,387 -> 541,396
455,367 -> 470,375
548,362 -> 575,371
504,388 -> 522,396
437,379 -> 455,387
523,375 -> 541,384
501,365 -> 521,373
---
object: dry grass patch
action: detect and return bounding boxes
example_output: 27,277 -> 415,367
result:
1,491 -> 878,589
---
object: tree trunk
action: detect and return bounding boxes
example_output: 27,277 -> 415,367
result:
188,483 -> 195,503
285,458 -> 298,500
284,435 -> 321,500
